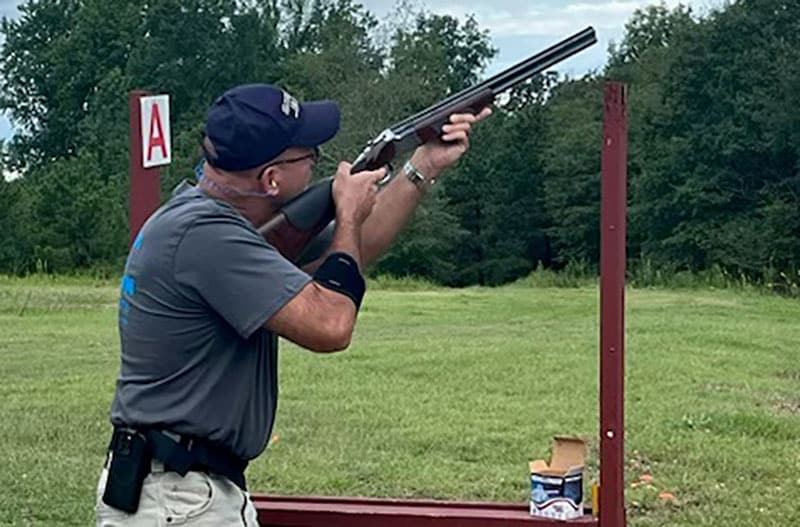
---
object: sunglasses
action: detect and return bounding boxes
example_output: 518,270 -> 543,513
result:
257,147 -> 320,180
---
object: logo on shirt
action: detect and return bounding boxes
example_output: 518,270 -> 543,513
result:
121,232 -> 142,326
119,275 -> 136,326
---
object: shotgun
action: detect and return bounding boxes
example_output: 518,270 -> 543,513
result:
259,27 -> 597,263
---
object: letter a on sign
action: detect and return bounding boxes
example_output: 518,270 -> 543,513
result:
140,94 -> 172,168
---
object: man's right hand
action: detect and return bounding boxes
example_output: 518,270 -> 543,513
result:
332,162 -> 386,225
266,162 -> 386,353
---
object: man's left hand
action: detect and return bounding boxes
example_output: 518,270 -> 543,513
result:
410,107 -> 493,178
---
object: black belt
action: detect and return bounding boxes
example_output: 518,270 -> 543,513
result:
109,427 -> 248,491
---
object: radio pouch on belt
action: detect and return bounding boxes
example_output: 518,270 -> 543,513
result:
102,429 -> 151,513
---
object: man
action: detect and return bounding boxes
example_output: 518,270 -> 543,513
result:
96,84 -> 491,526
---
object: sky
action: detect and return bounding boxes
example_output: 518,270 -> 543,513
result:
0,0 -> 724,142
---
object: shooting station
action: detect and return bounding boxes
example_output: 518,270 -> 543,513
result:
129,35 -> 629,527
250,83 -> 628,527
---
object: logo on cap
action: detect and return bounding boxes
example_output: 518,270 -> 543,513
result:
281,91 -> 300,119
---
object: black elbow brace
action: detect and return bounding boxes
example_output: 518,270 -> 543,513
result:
313,252 -> 366,309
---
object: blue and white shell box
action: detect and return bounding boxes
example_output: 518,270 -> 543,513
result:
529,436 -> 587,520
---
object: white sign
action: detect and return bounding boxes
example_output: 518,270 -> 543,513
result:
140,94 -> 172,168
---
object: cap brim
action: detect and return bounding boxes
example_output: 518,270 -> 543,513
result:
291,100 -> 341,148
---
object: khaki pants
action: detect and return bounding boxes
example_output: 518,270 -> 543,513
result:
95,459 -> 259,526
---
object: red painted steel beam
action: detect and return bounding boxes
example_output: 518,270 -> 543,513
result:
129,90 -> 162,246
599,82 -> 628,527
254,495 -> 597,527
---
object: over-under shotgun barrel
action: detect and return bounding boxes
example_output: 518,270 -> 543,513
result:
389,27 -> 597,134
260,27 -> 598,262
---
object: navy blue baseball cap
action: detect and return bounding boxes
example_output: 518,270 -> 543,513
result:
202,84 -> 340,171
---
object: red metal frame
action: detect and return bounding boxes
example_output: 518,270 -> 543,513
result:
251,82 -> 628,527
129,90 -> 162,245
255,496 -> 597,527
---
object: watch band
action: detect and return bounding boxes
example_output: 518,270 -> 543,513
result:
403,159 -> 436,191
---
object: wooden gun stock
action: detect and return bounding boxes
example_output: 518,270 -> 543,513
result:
258,179 -> 335,263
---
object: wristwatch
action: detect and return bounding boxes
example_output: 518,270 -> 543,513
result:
403,159 -> 436,191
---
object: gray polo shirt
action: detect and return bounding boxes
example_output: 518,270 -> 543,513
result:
110,182 -> 311,461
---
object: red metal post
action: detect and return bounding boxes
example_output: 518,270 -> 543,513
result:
599,82 -> 628,527
129,90 -> 162,245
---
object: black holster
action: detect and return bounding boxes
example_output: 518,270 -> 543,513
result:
102,428 -> 152,513
101,426 -> 248,515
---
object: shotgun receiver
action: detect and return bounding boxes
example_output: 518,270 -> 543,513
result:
259,27 -> 597,263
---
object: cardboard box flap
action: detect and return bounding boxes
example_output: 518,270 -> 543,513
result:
529,460 -> 550,473
549,436 -> 586,472
530,436 -> 586,476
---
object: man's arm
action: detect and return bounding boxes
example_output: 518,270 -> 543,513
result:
301,109 -> 491,272
359,154 -> 437,267
265,281 -> 357,352
266,164 -> 383,353
299,156 -> 433,273
266,218 -> 362,353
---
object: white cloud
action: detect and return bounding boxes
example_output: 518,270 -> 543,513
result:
425,0 -> 719,38
562,0 -> 699,29
393,0 -> 726,77
472,13 -> 575,38
429,5 -> 569,37
567,0 -> 647,15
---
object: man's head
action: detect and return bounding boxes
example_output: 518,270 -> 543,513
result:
201,84 -> 340,203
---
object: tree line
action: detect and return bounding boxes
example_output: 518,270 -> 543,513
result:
0,0 -> 797,288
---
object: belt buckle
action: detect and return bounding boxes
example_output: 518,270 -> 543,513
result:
162,430 -> 194,451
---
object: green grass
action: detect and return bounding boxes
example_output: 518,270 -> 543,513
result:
1,276 -> 799,526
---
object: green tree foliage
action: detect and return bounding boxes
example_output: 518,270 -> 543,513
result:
27,154 -> 128,271
1,0 -> 798,285
539,76 -> 604,267
377,11 -> 500,284
371,191 -> 468,284
439,75 -> 556,285
542,0 -> 799,283
0,0 -> 83,168
619,0 -> 800,279
0,176 -> 35,273
0,0 -> 495,276
605,4 -> 698,265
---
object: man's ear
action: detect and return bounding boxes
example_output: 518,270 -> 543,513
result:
260,166 -> 280,196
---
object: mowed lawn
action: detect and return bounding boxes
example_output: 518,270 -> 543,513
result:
1,276 -> 799,526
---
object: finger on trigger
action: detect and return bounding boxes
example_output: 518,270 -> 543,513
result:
444,132 -> 468,143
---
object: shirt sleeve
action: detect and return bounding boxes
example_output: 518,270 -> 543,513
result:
174,215 -> 312,339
